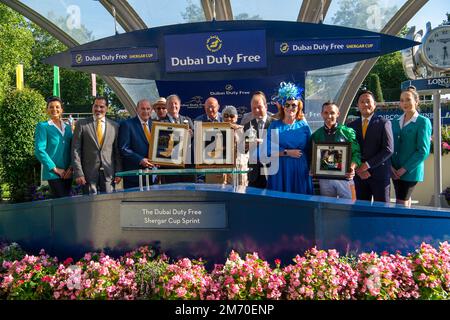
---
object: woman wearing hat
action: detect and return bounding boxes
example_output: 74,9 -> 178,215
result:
263,82 -> 313,194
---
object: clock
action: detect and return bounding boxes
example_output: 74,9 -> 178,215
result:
402,26 -> 423,79
420,25 -> 450,71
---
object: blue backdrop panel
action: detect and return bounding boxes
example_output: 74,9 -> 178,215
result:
44,20 -> 418,81
156,74 -> 305,120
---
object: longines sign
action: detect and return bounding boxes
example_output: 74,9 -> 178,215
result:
401,77 -> 450,91
165,30 -> 267,72
120,202 -> 227,229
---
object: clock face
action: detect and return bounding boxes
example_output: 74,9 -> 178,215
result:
421,25 -> 450,71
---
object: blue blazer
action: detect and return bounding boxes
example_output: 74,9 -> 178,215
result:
391,114 -> 432,182
119,117 -> 154,189
348,115 -> 393,180
34,121 -> 73,181
118,116 -> 151,171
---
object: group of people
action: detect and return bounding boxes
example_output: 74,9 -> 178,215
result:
34,83 -> 432,207
250,83 -> 431,207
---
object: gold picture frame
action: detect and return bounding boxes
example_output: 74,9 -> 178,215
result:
148,121 -> 190,167
194,122 -> 235,168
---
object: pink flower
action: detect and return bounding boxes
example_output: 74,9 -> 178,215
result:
63,257 -> 74,266
176,287 -> 187,298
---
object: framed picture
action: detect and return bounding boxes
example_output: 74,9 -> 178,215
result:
194,122 -> 235,168
148,121 -> 190,167
311,142 -> 351,179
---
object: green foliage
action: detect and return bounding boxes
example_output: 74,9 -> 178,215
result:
366,52 -> 408,102
0,4 -> 34,98
181,0 -> 205,22
234,13 -> 262,20
366,73 -> 384,103
331,0 -> 398,31
430,125 -> 450,156
25,23 -> 116,110
47,11 -> 94,43
0,243 -> 26,272
0,88 -> 47,202
135,259 -> 169,299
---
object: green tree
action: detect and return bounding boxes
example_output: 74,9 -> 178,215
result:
234,13 -> 262,20
366,73 -> 384,103
366,51 -> 407,101
0,88 -> 47,202
181,1 -> 261,22
331,0 -> 398,31
25,23 -> 120,112
181,0 -> 205,22
0,4 -> 34,101
47,10 -> 94,43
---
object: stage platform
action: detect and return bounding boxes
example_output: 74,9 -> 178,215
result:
1,184 -> 450,264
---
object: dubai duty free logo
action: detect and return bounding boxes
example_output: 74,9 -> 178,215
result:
206,35 -> 223,52
279,42 -> 290,54
75,54 -> 83,64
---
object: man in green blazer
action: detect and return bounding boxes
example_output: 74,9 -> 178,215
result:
311,101 -> 361,199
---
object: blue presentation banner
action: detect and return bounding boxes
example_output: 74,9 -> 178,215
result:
165,30 -> 267,72
156,74 -> 305,121
71,47 -> 158,66
275,37 -> 380,56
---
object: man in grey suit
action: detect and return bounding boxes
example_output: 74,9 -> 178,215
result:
72,96 -> 122,195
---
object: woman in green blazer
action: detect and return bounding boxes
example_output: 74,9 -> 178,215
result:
34,96 -> 73,198
391,86 -> 432,207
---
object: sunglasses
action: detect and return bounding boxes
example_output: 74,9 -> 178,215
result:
156,107 -> 167,111
284,103 -> 298,109
223,114 -> 237,118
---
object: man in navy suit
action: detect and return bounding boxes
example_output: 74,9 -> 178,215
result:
118,99 -> 155,189
243,91 -> 273,188
348,90 -> 394,202
194,97 -> 222,122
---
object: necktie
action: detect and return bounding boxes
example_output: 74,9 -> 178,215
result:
96,119 -> 104,146
362,118 -> 369,139
258,120 -> 264,130
143,122 -> 151,143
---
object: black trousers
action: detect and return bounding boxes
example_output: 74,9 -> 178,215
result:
48,179 -> 72,198
354,176 -> 390,203
248,163 -> 268,189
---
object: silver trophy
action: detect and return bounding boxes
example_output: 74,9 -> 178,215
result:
246,123 -> 257,143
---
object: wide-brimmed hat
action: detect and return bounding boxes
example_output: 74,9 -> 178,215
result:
153,97 -> 167,106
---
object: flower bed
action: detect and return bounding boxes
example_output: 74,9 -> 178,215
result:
1,242 -> 450,300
